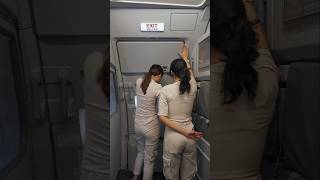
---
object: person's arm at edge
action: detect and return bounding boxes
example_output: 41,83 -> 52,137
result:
179,44 -> 196,82
154,83 -> 162,97
242,0 -> 269,49
159,115 -> 191,137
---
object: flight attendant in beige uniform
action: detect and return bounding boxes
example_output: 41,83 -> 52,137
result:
80,51 -> 109,180
211,0 -> 279,179
132,64 -> 164,180
158,45 -> 203,180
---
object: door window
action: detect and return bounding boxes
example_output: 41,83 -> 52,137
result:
0,32 -> 22,174
110,71 -> 118,115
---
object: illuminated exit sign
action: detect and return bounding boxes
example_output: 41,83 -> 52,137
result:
140,23 -> 165,32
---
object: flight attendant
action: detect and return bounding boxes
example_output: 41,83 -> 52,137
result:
80,51 -> 109,180
158,44 -> 203,180
132,64 -> 164,180
211,0 -> 279,179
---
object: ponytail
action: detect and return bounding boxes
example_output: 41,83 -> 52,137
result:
140,64 -> 164,95
179,67 -> 191,94
170,59 -> 191,94
213,0 -> 258,104
141,73 -> 152,95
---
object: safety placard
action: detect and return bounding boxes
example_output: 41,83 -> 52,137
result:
140,23 -> 165,32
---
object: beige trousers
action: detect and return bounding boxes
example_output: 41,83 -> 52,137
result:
133,119 -> 160,180
163,122 -> 197,180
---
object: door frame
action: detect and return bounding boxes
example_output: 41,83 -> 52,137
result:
0,7 -> 32,180
110,62 -> 122,179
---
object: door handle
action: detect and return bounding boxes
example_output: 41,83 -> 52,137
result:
59,69 -> 70,121
199,116 -> 210,126
31,69 -> 47,125
118,83 -> 125,101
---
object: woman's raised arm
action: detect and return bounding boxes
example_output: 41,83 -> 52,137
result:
242,0 -> 269,49
179,44 -> 196,82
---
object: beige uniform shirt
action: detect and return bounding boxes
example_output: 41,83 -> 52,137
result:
81,52 -> 109,175
135,78 -> 162,126
210,49 -> 279,179
158,77 -> 197,124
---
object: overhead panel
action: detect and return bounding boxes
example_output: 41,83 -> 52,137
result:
117,40 -> 184,73
0,0 -> 17,15
171,13 -> 198,31
110,0 -> 206,7
31,0 -> 108,35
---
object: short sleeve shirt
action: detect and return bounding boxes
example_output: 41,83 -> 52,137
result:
158,77 -> 197,123
135,78 -> 162,123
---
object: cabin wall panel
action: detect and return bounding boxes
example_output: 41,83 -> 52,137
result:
30,0 -> 108,35
267,0 -> 320,61
0,0 -> 17,15
39,38 -> 107,109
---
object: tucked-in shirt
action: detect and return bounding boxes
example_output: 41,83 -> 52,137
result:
158,76 -> 197,123
135,78 -> 162,125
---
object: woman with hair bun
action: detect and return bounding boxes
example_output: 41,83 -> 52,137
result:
158,44 -> 203,180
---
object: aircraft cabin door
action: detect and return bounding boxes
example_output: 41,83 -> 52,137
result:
0,10 -> 33,180
115,40 -> 185,172
110,63 -> 121,180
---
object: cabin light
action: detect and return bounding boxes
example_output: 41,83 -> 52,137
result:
110,0 -> 206,7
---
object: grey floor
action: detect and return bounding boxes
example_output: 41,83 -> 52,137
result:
116,170 -> 165,180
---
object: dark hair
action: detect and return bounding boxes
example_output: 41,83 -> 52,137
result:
97,51 -> 109,99
212,0 -> 259,104
141,64 -> 164,95
170,59 -> 191,94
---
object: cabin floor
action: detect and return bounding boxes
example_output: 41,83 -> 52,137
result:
116,170 -> 165,180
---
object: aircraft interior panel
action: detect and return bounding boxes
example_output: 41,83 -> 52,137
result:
0,0 -> 319,180
257,1 -> 320,178
117,40 -> 184,73
192,80 -> 210,180
194,32 -> 210,78
110,9 -> 208,41
116,40 -> 187,172
110,2 -> 211,178
35,39 -> 107,179
196,81 -> 210,119
110,64 -> 122,180
196,138 -> 210,180
266,0 -> 320,61
110,6 -> 210,173
170,13 -> 198,31
110,0 -> 207,7
30,0 -> 108,35
193,81 -> 210,140
0,6 -> 35,180
0,27 -> 21,176
0,0 -> 17,15
198,37 -> 210,70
